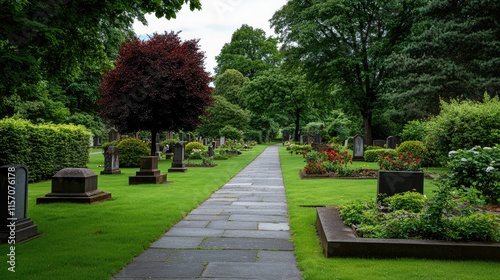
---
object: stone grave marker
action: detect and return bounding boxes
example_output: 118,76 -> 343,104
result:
129,156 -> 167,184
282,130 -> 290,144
353,134 -> 364,161
373,139 -> 385,147
313,133 -> 321,144
220,136 -> 225,146
101,146 -> 121,174
377,170 -> 424,198
208,145 -> 214,158
0,164 -> 39,243
168,142 -> 187,172
37,168 -> 112,203
386,136 -> 396,149
109,128 -> 120,142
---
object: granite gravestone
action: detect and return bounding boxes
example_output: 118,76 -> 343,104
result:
101,146 -> 121,174
208,146 -> 214,158
373,140 -> 385,147
109,128 -> 120,142
282,130 -> 290,144
353,134 -> 364,161
37,168 -> 112,203
129,157 -> 167,184
168,142 -> 187,172
377,170 -> 424,199
0,165 -> 39,243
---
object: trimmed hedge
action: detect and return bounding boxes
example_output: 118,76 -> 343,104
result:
364,149 -> 397,162
0,118 -> 92,182
117,138 -> 150,167
185,141 -> 206,155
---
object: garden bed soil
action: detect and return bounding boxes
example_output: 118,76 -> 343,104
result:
316,206 -> 500,261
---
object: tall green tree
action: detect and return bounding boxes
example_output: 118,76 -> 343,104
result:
213,69 -> 250,109
242,68 -> 313,141
271,0 -> 423,144
387,0 -> 500,121
215,24 -> 281,79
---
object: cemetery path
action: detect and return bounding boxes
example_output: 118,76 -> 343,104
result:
112,144 -> 302,280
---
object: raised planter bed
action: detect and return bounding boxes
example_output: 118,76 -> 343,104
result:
316,206 -> 500,261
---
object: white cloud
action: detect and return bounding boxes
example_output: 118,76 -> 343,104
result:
132,0 -> 287,76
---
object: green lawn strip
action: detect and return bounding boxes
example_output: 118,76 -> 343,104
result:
0,144 -> 270,280
279,147 -> 500,280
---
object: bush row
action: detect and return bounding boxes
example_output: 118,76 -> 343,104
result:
0,117 -> 91,182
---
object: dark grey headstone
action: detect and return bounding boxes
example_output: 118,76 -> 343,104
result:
353,134 -> 364,161
373,139 -> 385,147
282,130 -> 290,142
101,146 -> 120,174
109,128 -> 120,142
168,142 -> 187,172
377,170 -> 424,198
208,146 -> 214,158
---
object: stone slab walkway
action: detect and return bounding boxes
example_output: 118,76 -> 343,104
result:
112,145 -> 302,279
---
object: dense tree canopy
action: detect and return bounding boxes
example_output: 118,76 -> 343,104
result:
215,24 -> 281,79
213,69 -> 249,109
0,0 -> 201,123
97,32 -> 213,154
387,0 -> 500,121
271,0 -> 423,143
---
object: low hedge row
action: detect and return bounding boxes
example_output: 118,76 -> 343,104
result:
0,118 -> 91,182
364,149 -> 397,162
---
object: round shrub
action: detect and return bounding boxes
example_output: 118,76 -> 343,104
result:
117,138 -> 150,167
185,141 -> 206,155
102,140 -> 120,153
396,141 -> 429,166
385,191 -> 428,213
219,125 -> 242,141
401,119 -> 428,142
364,149 -> 396,162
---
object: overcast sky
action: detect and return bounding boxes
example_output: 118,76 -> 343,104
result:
132,0 -> 288,76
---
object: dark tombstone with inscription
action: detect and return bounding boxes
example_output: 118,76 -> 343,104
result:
129,157 -> 167,184
212,141 -> 217,150
37,168 -> 111,204
377,170 -> 424,199
0,165 -> 39,243
353,134 -> 364,161
386,136 -> 401,149
208,145 -> 214,158
168,142 -> 188,172
101,146 -> 121,175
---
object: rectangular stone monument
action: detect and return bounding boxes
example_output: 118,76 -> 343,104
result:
386,136 -> 396,149
282,130 -> 290,144
377,171 -> 424,199
101,146 -> 121,174
168,142 -> 187,172
129,157 -> 167,184
109,128 -> 120,142
353,134 -> 364,161
37,168 -> 112,203
0,165 -> 39,243
373,139 -> 385,147
208,146 -> 214,158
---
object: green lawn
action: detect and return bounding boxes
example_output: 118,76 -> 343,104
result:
279,147 -> 500,280
0,144 -> 271,280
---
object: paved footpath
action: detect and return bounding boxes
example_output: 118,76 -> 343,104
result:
112,145 -> 302,280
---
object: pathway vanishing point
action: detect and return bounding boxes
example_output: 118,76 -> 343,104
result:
112,145 -> 302,279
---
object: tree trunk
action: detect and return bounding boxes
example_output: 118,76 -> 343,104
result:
294,109 -> 301,142
150,130 -> 157,156
363,115 -> 373,146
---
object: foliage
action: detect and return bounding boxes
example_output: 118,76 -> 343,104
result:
303,161 -> 327,175
303,122 -> 324,136
213,69 -> 249,108
116,138 -> 149,167
387,0 -> 500,121
401,120 -> 429,142
396,141 -> 429,166
219,125 -> 243,141
215,24 -> 281,78
423,95 -> 500,165
289,144 -> 312,155
102,140 -> 120,153
97,32 -> 213,154
0,117 -> 91,182
364,149 -> 397,162
378,152 -> 422,171
64,112 -> 106,137
323,110 -> 354,142
244,130 -> 262,143
271,0 -> 423,144
213,149 -> 228,160
338,201 -> 378,226
185,141 -> 206,156
447,146 -> 500,204
304,151 -> 328,163
303,146 -> 353,176
197,95 -> 249,138
384,192 -> 428,213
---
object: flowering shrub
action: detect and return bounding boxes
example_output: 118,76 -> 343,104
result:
303,160 -> 327,174
377,152 -> 422,171
302,146 -> 354,175
447,145 -> 500,203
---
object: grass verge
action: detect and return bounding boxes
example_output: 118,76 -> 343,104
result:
0,144 -> 270,279
279,147 -> 500,280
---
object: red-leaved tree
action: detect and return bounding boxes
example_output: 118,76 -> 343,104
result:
97,32 -> 213,155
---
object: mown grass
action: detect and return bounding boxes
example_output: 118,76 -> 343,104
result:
0,144 -> 270,280
279,147 -> 500,280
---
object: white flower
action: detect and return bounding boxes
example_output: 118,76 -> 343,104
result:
484,147 -> 492,150
461,158 -> 468,162
448,151 -> 457,157
474,151 -> 480,154
486,166 -> 495,173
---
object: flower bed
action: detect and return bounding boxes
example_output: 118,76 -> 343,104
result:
299,169 -> 378,179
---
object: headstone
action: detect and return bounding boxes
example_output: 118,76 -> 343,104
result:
353,134 -> 364,161
215,138 -> 221,148
386,136 -> 396,149
129,157 -> 167,184
282,130 -> 290,143
208,146 -> 214,158
377,171 -> 424,199
155,142 -> 161,157
165,131 -> 174,140
37,168 -> 112,204
109,128 -> 120,142
203,138 -> 210,146
101,146 -> 121,174
344,139 -> 349,147
300,135 -> 308,144
220,136 -> 225,146
0,165 -> 39,243
212,141 -> 217,150
93,137 -> 101,147
373,139 -> 385,147
186,134 -> 192,143
313,133 -> 321,144
168,142 -> 188,172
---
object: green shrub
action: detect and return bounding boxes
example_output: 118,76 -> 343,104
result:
290,144 -> 312,155
338,201 -> 378,226
160,139 -> 178,151
384,191 -> 428,213
396,141 -> 429,166
364,149 -> 396,162
185,141 -> 206,155
0,117 -> 91,182
424,95 -> 500,165
401,119 -> 428,142
219,125 -> 242,141
102,140 -> 120,153
244,130 -> 262,143
117,138 -> 149,167
443,212 -> 500,242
